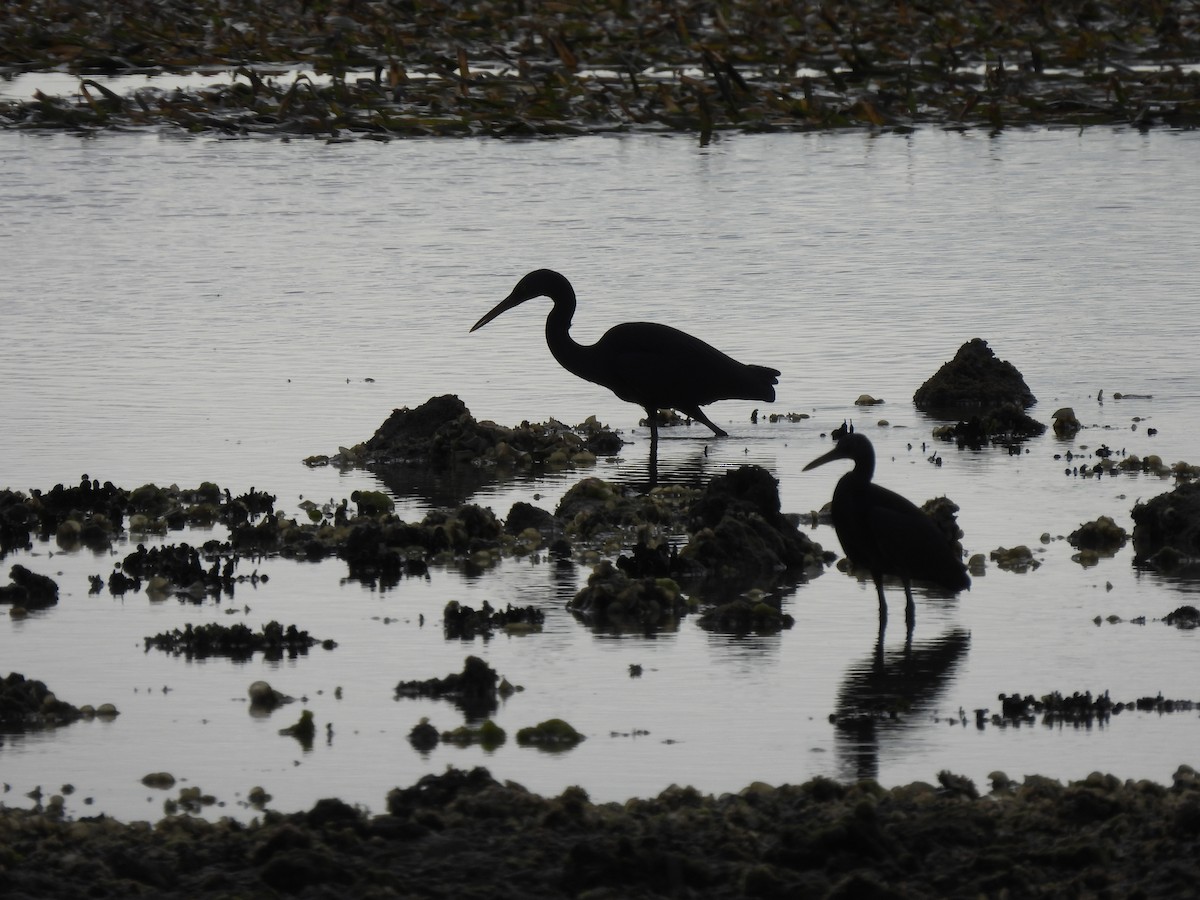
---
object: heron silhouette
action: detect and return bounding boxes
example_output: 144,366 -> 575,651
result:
804,423 -> 970,634
470,269 -> 780,482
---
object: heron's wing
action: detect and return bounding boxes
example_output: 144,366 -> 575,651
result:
867,490 -> 968,591
594,323 -> 774,406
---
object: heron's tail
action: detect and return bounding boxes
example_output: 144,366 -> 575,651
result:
746,365 -> 781,401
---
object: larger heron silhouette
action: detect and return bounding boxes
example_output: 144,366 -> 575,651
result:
804,424 -> 970,633
470,269 -> 780,481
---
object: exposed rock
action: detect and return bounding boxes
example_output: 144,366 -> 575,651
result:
503,501 -> 560,536
278,710 -> 316,749
328,394 -> 622,472
914,338 -> 1037,410
0,673 -> 97,729
515,718 -> 585,748
1165,605 -> 1200,628
407,717 -> 440,753
989,545 -> 1041,572
931,402 -> 1046,448
682,466 -> 828,576
1069,516 -> 1128,553
394,656 -> 501,720
0,565 -> 59,609
994,689 -> 1197,726
441,719 -> 506,749
248,680 -> 293,711
442,600 -> 544,639
696,593 -> 795,633
568,561 -> 692,629
144,621 -> 332,661
1052,407 -> 1082,437
1132,480 -> 1200,572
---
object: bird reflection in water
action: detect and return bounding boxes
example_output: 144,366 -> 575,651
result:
834,627 -> 971,783
804,422 -> 970,638
471,269 -> 780,485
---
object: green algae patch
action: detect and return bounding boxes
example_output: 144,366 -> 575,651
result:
516,718 -> 585,749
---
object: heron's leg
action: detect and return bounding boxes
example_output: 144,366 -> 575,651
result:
874,575 -> 888,626
646,408 -> 659,487
687,407 -> 729,438
903,579 -> 916,636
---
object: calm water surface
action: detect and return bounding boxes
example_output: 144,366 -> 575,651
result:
2,126 -> 1199,822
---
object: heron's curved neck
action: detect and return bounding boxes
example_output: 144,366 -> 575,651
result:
544,291 -> 588,376
850,445 -> 876,481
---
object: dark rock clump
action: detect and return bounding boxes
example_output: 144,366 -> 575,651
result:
914,338 -> 1037,410
1164,605 -> 1200,628
0,673 -> 84,729
995,689 -> 1198,726
1069,515 -> 1129,553
394,656 -> 500,720
6,763 -> 1200,898
360,394 -> 479,464
144,621 -> 331,661
1131,480 -> 1200,572
0,565 -> 59,609
556,478 -> 695,538
504,501 -> 560,536
443,600 -> 544,639
696,593 -> 796,633
325,394 -> 621,472
567,561 -> 691,629
114,541 -> 256,600
931,402 -> 1047,449
682,466 -> 828,576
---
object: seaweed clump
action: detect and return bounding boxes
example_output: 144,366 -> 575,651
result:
443,600 -> 544,639
916,340 -> 1046,448
696,592 -> 795,633
394,656 -> 501,720
914,339 -> 1037,410
1131,480 -> 1200,573
994,689 -> 1197,726
143,621 -> 332,661
314,394 -> 620,472
1068,515 -> 1129,565
0,673 -> 116,730
9,760 -> 1200,897
568,561 -> 691,630
682,466 -> 828,577
0,565 -> 59,610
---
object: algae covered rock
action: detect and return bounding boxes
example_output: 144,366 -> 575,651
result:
914,338 -> 1036,410
394,656 -> 502,719
0,565 -> 59,609
568,560 -> 691,628
0,673 -> 92,729
682,466 -> 827,576
1069,516 -> 1128,553
516,718 -> 585,748
1131,480 -> 1200,572
333,395 -> 622,472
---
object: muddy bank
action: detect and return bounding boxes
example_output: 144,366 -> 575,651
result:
3,1 -> 1199,137
3,764 -> 1200,899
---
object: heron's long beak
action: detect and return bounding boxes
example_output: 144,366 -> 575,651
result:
469,292 -> 525,332
803,444 -> 849,472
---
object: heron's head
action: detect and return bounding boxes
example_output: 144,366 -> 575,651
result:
803,422 -> 873,471
470,269 -> 573,332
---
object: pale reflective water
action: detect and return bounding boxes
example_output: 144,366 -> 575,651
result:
2,126 -> 1199,822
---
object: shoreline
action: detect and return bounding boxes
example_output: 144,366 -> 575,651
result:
3,764 -> 1199,898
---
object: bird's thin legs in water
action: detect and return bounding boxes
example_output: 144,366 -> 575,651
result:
646,409 -> 659,487
902,581 -> 916,646
688,408 -> 728,438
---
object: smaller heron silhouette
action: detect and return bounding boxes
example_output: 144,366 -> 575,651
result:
804,423 -> 969,633
470,269 -> 780,482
